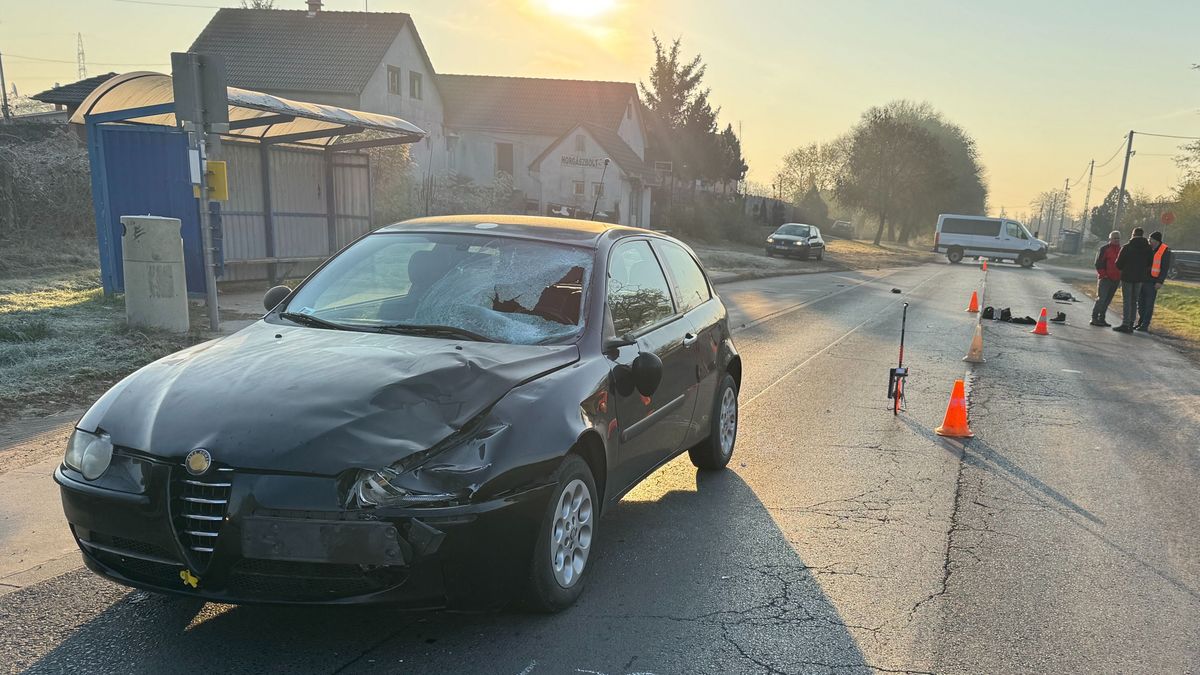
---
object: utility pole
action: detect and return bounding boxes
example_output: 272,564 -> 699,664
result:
1058,177 -> 1069,242
76,33 -> 87,80
1112,130 -> 1135,233
0,51 -> 10,121
1080,159 -> 1094,237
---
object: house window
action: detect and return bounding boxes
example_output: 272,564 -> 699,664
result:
409,71 -> 423,100
574,134 -> 586,153
387,66 -> 402,95
495,143 -> 514,175
592,182 -> 604,198
573,181 -> 585,197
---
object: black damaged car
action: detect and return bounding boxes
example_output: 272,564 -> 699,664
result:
56,216 -> 742,611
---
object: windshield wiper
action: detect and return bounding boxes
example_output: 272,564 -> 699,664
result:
377,323 -> 496,342
278,312 -> 354,331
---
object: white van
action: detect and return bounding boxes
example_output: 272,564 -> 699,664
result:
933,214 -> 1048,268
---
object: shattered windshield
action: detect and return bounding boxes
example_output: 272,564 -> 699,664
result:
776,224 -> 810,237
282,232 -> 592,345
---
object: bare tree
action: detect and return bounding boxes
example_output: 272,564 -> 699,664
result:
241,0 -> 276,8
835,108 -> 949,245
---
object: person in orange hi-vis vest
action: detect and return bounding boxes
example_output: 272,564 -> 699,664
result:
1137,231 -> 1172,332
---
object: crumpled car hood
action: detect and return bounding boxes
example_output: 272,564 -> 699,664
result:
79,321 -> 580,475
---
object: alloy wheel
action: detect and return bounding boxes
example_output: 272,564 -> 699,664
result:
719,387 -> 738,456
550,478 -> 593,588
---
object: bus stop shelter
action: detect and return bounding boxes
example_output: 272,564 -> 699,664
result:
72,72 -> 425,295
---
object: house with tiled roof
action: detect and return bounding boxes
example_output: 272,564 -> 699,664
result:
190,2 -> 652,226
32,72 -> 120,119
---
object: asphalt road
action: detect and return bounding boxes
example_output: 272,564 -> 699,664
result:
2,260 -> 1199,674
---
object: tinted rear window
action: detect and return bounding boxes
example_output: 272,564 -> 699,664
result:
941,218 -> 1001,236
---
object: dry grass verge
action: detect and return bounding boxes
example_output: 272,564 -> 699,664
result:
1069,278 -> 1200,361
0,246 -> 209,421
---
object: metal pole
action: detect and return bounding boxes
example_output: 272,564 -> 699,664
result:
1081,159 -> 1094,237
186,55 -> 220,331
1112,130 -> 1134,233
591,158 -> 610,220
0,51 -> 11,121
1058,178 -> 1068,243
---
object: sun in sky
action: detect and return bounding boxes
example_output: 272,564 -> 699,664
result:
541,0 -> 616,20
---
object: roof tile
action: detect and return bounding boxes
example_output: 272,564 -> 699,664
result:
439,74 -> 635,136
189,8 -> 410,95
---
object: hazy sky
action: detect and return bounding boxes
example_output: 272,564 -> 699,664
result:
5,0 -> 1199,219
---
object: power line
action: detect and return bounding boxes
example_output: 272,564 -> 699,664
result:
3,53 -> 168,67
1069,161 -> 1090,188
1133,131 -> 1200,141
1095,137 -> 1128,168
112,0 -> 224,7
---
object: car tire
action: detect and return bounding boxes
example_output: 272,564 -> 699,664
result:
1167,266 -> 1178,280
1018,253 -> 1034,268
689,373 -> 738,471
947,247 -> 964,264
525,454 -> 597,613
816,249 -> 824,261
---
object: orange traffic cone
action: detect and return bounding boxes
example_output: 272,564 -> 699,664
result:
963,324 -> 985,363
966,290 -> 979,313
981,259 -> 988,271
935,379 -> 974,438
1031,307 -> 1050,335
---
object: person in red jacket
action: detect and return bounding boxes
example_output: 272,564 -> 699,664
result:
1090,230 -> 1122,327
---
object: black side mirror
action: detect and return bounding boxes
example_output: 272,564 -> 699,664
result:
263,285 -> 292,312
631,351 -> 663,397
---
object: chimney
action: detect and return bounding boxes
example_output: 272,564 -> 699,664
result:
306,0 -> 321,15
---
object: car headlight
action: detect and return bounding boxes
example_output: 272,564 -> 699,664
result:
767,237 -> 775,243
65,429 -> 114,480
346,467 -> 460,508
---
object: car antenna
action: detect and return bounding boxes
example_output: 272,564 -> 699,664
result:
590,158 -> 610,220
888,302 -> 909,416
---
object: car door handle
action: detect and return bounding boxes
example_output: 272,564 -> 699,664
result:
683,332 -> 698,348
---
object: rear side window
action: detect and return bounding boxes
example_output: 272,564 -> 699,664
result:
941,218 -> 1000,236
607,240 -> 675,335
657,241 -> 711,313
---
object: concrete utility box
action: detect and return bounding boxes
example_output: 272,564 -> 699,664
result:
121,216 -> 190,333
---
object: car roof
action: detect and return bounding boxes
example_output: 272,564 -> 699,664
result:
378,214 -> 650,245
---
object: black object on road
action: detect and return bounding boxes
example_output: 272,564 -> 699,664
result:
1053,290 -> 1080,302
1050,311 -> 1067,323
891,288 -> 902,294
888,302 -> 909,416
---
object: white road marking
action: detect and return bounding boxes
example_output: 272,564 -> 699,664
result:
1062,369 -> 1083,374
733,269 -> 905,333
516,660 -> 538,675
744,267 -> 946,407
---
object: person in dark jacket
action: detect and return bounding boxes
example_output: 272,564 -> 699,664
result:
1113,227 -> 1152,333
1090,230 -> 1122,326
1136,231 -> 1172,331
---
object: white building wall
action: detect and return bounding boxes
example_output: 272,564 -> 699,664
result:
358,23 -> 447,175
534,129 -> 635,225
450,128 -> 557,201
616,98 -> 646,159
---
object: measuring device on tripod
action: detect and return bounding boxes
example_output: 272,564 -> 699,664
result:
887,302 -> 909,415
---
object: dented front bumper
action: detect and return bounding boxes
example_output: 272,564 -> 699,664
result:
55,461 -> 552,606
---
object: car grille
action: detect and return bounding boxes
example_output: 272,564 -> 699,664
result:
225,559 -> 407,600
171,467 -> 233,569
